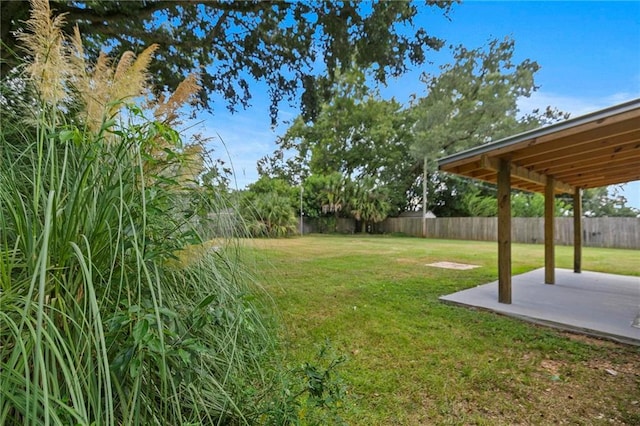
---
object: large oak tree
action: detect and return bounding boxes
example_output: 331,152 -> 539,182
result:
1,0 -> 453,123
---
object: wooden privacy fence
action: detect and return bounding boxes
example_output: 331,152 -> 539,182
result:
378,217 -> 640,249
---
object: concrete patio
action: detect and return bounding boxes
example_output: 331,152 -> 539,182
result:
440,268 -> 640,345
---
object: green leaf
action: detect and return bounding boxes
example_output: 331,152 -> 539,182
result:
147,336 -> 163,353
58,129 -> 77,142
197,294 -> 217,310
177,349 -> 191,364
129,358 -> 142,379
132,319 -> 149,344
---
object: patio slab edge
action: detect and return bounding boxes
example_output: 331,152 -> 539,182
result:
440,297 -> 640,346
439,268 -> 640,346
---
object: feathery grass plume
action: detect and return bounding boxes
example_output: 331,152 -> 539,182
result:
67,25 -> 114,135
180,143 -> 205,185
68,28 -> 158,134
68,26 -> 88,93
81,52 -> 112,133
154,73 -> 202,127
108,44 -> 158,110
69,26 -> 85,69
143,73 -> 203,185
113,51 -> 136,81
16,0 -> 70,107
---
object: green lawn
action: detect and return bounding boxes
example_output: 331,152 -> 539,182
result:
248,235 -> 640,425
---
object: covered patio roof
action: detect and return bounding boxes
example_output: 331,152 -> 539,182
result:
439,98 -> 640,194
437,98 -> 640,307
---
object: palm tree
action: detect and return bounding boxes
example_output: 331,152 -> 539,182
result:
319,172 -> 347,232
348,177 -> 391,233
253,192 -> 298,237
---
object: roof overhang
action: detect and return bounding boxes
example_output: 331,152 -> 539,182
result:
438,98 -> 640,194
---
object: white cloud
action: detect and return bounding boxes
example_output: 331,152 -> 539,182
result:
518,90 -> 640,118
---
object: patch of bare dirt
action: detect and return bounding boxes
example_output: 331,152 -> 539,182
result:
559,331 -> 629,348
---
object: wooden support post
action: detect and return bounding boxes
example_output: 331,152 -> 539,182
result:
545,176 -> 555,284
497,158 -> 512,304
573,187 -> 582,273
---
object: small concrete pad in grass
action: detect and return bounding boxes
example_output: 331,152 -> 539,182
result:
426,261 -> 480,270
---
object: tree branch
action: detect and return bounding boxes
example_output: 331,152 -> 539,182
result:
51,1 -> 178,23
51,0 -> 273,25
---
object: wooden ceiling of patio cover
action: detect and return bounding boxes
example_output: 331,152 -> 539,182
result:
438,98 -> 640,194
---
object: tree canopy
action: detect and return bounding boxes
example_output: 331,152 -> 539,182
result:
1,0 -> 453,123
581,187 -> 639,217
408,38 -> 569,161
259,67 -> 415,213
261,38 -> 572,217
407,38 -> 569,215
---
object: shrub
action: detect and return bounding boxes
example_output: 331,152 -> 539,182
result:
243,192 -> 299,238
0,1 -> 277,424
0,2 -> 347,424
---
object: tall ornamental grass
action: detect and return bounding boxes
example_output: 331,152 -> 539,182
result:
0,1 -> 281,424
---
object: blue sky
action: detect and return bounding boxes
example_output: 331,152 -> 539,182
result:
192,1 -> 640,207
